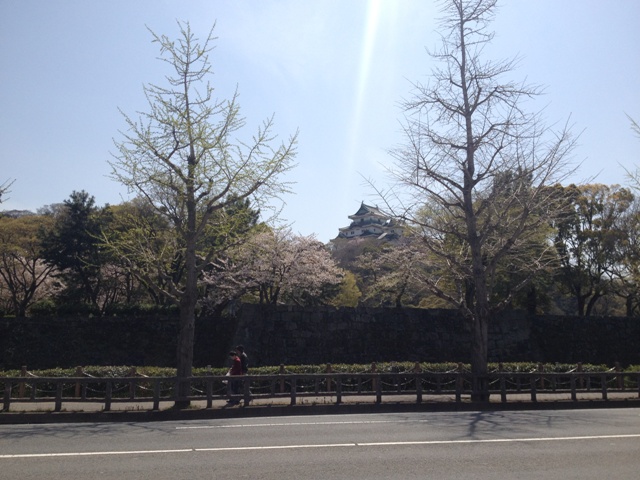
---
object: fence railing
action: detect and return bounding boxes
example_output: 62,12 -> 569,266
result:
3,369 -> 639,412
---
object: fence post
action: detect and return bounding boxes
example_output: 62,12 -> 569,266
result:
530,374 -> 537,402
279,364 -> 286,393
204,377 -> 212,409
128,367 -> 137,399
153,379 -> 161,411
290,376 -> 297,406
18,366 -> 27,398
499,363 -> 507,403
326,364 -> 333,393
105,380 -> 112,412
570,374 -> 577,401
336,376 -> 342,405
414,362 -> 422,404
205,366 -> 213,409
577,363 -> 584,389
371,363 -> 378,394
243,376 -> 251,405
3,381 -> 11,412
54,381 -> 63,412
74,366 -> 83,398
372,363 -> 382,404
615,362 -> 623,390
601,373 -> 608,401
537,363 -> 545,390
455,363 -> 463,403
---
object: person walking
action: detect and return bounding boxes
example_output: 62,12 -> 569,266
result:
226,350 -> 243,404
236,345 -> 249,375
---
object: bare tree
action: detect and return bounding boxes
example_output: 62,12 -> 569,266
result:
624,114 -> 640,190
0,179 -> 14,205
110,22 -> 297,408
0,215 -> 58,316
627,114 -> 640,138
381,0 -> 576,400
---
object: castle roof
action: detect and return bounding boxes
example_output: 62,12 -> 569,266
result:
335,202 -> 402,240
349,202 -> 387,220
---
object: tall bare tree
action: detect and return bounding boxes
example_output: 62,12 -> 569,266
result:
0,179 -> 14,205
624,114 -> 640,190
110,22 -> 297,408
381,0 -> 576,400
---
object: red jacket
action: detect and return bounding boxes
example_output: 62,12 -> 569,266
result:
229,356 -> 243,376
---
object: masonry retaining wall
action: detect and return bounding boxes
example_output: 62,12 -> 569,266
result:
234,305 -> 639,367
1,305 -> 638,370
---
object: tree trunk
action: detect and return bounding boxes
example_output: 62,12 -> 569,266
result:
577,292 -> 586,317
175,221 -> 197,408
585,292 -> 601,317
175,167 -> 198,409
470,307 -> 490,402
175,298 -> 195,409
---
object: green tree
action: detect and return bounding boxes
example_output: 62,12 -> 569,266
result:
40,190 -> 113,314
106,198 -> 177,308
109,22 -> 297,407
107,195 -> 261,311
330,236 -> 389,305
382,0 -> 576,400
356,236 -> 431,307
554,184 -> 635,316
329,271 -> 362,307
610,198 -> 640,316
476,171 -> 560,314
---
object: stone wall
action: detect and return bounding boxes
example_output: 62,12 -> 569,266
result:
0,315 -> 237,370
233,305 -> 639,367
1,305 -> 638,370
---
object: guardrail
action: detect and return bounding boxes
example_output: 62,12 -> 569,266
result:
3,369 -> 639,412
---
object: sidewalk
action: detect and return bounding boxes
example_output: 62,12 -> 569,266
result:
2,392 -> 639,424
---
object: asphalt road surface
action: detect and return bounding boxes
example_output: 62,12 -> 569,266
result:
2,408 -> 639,479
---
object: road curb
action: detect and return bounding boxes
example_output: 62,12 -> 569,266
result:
2,399 -> 639,425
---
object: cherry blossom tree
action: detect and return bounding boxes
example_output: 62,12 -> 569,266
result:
0,215 -> 58,316
203,228 -> 344,310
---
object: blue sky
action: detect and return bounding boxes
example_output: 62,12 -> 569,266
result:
1,0 -> 639,243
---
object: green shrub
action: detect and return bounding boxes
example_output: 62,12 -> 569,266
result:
28,298 -> 57,317
1,362 -> 638,378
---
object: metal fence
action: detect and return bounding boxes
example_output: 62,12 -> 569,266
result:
3,368 -> 639,412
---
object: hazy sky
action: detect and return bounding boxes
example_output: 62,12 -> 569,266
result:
1,0 -> 639,242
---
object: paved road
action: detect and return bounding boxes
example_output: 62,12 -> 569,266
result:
2,408 -> 639,479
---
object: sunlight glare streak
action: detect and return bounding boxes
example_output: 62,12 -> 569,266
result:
347,0 -> 383,174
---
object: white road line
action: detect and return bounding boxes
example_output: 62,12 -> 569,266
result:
357,434 -> 640,446
2,434 -> 639,459
196,443 -> 356,452
0,449 -> 193,459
